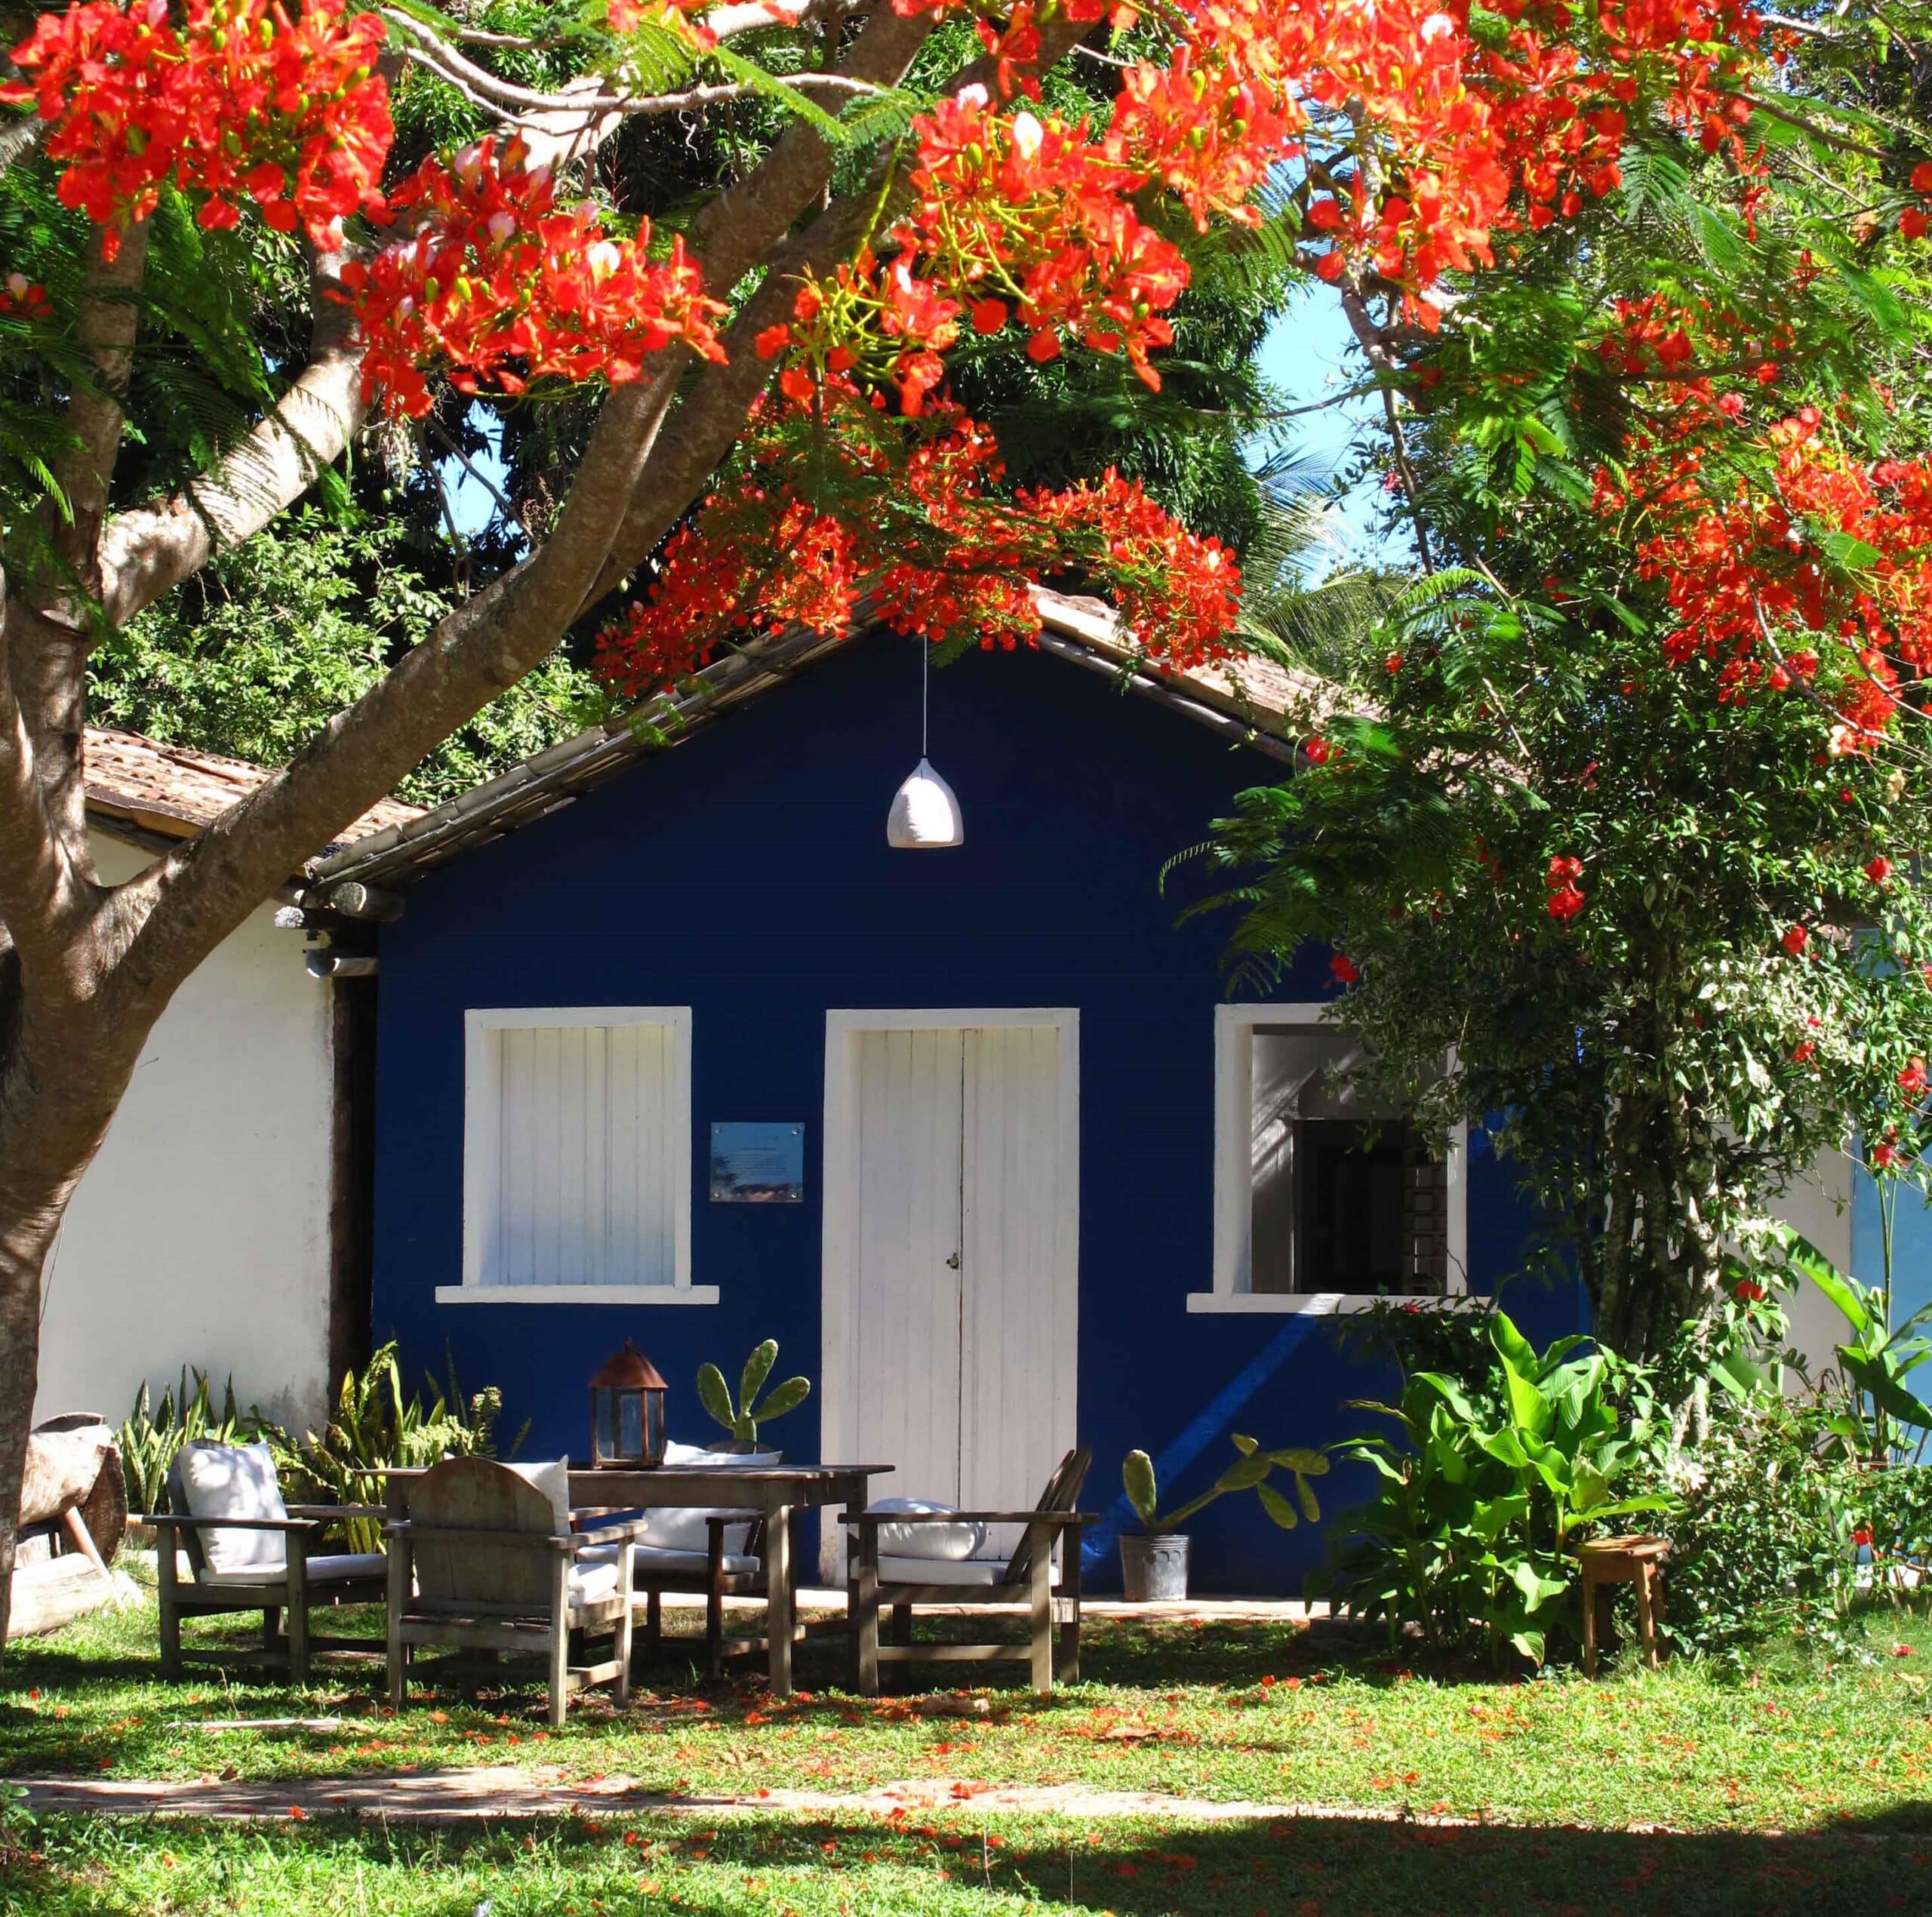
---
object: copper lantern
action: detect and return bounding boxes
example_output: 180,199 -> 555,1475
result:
589,1340 -> 667,1468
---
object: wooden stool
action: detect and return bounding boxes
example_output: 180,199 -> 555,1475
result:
1576,1534 -> 1669,1675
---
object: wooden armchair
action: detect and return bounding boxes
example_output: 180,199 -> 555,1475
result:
385,1457 -> 632,1727
149,1441 -> 385,1683
844,1446 -> 1093,1696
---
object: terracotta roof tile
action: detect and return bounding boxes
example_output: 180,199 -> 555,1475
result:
85,726 -> 421,852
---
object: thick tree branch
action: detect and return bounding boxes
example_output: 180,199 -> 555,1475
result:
0,586 -> 94,998
97,244 -> 368,629
40,223 -> 149,611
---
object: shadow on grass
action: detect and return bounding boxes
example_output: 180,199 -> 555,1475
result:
8,1806 -> 1932,1917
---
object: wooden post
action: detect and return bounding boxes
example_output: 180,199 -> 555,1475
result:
764,1499 -> 794,1698
1057,1525 -> 1082,1685
1026,1520 -> 1054,1695
156,1526 -> 181,1681
1580,1563 -> 1598,1679
1637,1559 -> 1659,1670
614,1543 -> 634,1709
851,1515 -> 880,1698
386,1524 -> 411,1708
285,1543 -> 310,1685
547,1551 -> 572,1729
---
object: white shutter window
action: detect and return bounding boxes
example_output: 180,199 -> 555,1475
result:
443,1008 -> 713,1304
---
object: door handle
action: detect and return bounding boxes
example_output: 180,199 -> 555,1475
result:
946,1253 -> 961,1269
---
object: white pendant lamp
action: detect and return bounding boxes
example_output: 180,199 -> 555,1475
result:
887,639 -> 964,848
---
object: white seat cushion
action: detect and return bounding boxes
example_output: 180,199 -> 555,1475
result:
867,1498 -> 989,1561
196,1550 -> 385,1589
567,1558 -> 621,1608
876,1554 -> 1062,1588
177,1441 -> 288,1580
615,1543 -> 761,1578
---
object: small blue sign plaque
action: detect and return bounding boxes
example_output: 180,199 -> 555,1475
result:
709,1122 -> 805,1203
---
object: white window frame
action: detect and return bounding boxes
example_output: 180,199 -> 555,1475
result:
439,1005 -> 715,1305
1189,1003 -> 1469,1315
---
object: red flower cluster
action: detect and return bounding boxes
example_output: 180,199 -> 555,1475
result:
897,89 -> 1189,388
1023,471 -> 1241,672
2,0 -> 392,258
1546,854 -> 1586,919
593,380 -> 1239,698
1331,952 -> 1361,986
340,138 -> 727,418
0,272 -> 52,321
1632,400 -> 1932,754
881,0 -> 1763,348
1900,1057 -> 1927,1098
1900,160 -> 1932,238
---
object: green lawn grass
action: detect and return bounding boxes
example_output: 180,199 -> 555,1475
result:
8,1808 -> 1932,1916
8,1570 -> 1932,1915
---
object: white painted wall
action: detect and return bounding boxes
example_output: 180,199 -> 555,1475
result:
1769,1146 -> 1855,1380
32,832 -> 334,1435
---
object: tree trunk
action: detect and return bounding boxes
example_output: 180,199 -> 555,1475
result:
0,974 -> 155,1659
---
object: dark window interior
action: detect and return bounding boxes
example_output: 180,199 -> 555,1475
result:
1293,1119 -> 1447,1295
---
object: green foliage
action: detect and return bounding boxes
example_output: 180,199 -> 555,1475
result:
90,510 -> 610,807
694,1340 -> 811,1445
1121,1435 -> 1327,1535
116,1370 -> 268,1518
276,1344 -> 521,1553
1189,559 -> 1932,1355
1321,1312 -> 1669,1665
1777,1227 -> 1932,1460
1661,1405 -> 1873,1664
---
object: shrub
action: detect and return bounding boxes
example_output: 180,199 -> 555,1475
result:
1318,1311 -> 1668,1665
117,1371 -> 271,1517
275,1344 -> 521,1552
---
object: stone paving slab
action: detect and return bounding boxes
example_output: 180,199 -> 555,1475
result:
19,1766 -> 1457,1827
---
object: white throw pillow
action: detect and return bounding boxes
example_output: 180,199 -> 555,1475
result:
177,1440 -> 287,1580
505,1460 -> 572,1535
868,1497 -> 988,1562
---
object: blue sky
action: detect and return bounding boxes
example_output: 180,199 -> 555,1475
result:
1253,291 -> 1401,572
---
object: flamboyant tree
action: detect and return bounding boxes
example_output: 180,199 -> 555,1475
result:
0,0 -> 1801,1642
1189,0 -> 1932,1353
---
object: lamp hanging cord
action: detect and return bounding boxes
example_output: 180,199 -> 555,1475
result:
921,634 -> 929,758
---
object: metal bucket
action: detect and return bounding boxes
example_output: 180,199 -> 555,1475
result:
1120,1531 -> 1190,1602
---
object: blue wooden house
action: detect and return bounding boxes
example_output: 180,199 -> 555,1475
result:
305,592 -> 1553,1594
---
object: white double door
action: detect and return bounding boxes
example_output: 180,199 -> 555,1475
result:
821,1015 -> 1078,1574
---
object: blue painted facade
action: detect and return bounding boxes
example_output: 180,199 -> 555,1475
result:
368,632 -> 1566,1594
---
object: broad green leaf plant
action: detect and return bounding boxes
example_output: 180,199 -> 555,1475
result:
1122,1435 -> 1327,1536
1324,1311 -> 1669,1665
696,1341 -> 811,1447
1776,1228 -> 1932,1463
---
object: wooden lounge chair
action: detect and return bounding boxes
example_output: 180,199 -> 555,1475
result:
844,1446 -> 1092,1696
384,1457 -> 632,1727
148,1440 -> 386,1683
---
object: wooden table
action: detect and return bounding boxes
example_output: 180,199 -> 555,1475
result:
383,1463 -> 890,1698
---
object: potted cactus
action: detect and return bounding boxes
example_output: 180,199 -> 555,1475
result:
1120,1435 -> 1327,1600
696,1340 -> 811,1453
